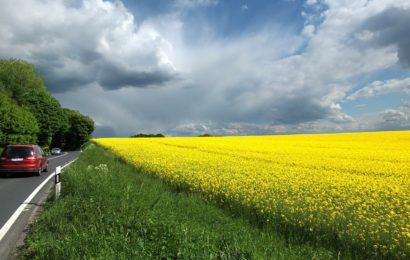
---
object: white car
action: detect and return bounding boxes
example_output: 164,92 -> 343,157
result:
51,148 -> 62,155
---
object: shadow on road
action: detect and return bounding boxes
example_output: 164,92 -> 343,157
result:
0,173 -> 39,179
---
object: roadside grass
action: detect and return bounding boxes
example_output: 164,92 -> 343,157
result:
21,144 -> 337,259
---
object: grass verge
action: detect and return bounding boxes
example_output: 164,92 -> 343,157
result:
21,144 -> 337,259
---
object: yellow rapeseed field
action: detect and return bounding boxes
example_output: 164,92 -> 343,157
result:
94,131 -> 410,257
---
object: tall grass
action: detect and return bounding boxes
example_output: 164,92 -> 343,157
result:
21,144 -> 336,259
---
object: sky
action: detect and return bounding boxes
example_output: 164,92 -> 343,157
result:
0,0 -> 410,137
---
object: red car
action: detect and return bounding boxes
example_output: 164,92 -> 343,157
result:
0,145 -> 48,176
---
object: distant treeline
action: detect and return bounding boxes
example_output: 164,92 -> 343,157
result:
130,133 -> 165,138
0,59 -> 94,150
130,133 -> 215,138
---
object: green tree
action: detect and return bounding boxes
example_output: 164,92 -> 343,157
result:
0,59 -> 44,103
22,88 -> 67,147
0,58 -> 95,149
64,109 -> 95,150
0,59 -> 61,147
50,112 -> 69,149
0,93 -> 39,146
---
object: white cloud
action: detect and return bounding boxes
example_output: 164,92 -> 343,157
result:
302,24 -> 315,37
0,0 -> 177,91
381,107 -> 409,126
241,4 -> 249,11
356,101 -> 410,131
347,78 -> 410,100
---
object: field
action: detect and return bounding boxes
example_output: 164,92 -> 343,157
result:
95,131 -> 410,258
21,144 -> 335,259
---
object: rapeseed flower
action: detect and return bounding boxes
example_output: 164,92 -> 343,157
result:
94,131 -> 410,257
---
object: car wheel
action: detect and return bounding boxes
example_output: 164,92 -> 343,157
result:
35,168 -> 42,176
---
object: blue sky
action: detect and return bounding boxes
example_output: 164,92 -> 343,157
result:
124,0 -> 306,31
0,0 -> 409,136
343,65 -> 410,116
123,0 -> 311,49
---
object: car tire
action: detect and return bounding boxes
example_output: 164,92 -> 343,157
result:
35,168 -> 42,176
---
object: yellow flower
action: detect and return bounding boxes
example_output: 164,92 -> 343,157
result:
94,130 -> 410,257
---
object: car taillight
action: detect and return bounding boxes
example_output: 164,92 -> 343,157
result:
25,156 -> 36,160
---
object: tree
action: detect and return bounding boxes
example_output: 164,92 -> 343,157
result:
0,59 -> 64,147
0,59 -> 44,104
22,88 -> 67,146
64,109 -> 95,150
0,58 -> 95,149
50,113 -> 69,149
0,93 -> 39,146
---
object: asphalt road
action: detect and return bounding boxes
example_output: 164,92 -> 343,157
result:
0,151 -> 80,258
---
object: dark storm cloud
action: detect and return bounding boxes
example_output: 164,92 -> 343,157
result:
31,50 -> 177,93
43,74 -> 94,93
360,7 -> 410,68
93,125 -> 118,137
271,97 -> 328,124
36,65 -> 96,93
98,63 -> 177,90
32,55 -> 177,92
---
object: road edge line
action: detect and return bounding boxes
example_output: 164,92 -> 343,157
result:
0,158 -> 77,241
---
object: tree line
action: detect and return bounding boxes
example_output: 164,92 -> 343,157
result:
130,133 -> 165,138
0,59 -> 94,150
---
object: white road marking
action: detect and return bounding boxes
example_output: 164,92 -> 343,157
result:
0,158 -> 77,242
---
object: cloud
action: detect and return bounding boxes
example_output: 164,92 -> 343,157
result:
270,97 -> 328,124
59,0 -> 410,135
0,0 -> 177,92
353,101 -> 410,132
98,63 -> 176,89
241,4 -> 249,11
347,78 -> 410,100
358,7 -> 410,68
380,106 -> 410,129
302,24 -> 315,38
2,0 -> 410,136
93,125 -> 117,137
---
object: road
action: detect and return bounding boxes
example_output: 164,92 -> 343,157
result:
0,151 -> 80,259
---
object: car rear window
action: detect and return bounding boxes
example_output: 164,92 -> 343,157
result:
5,147 -> 34,158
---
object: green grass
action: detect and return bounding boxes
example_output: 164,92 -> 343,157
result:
21,144 -> 338,259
